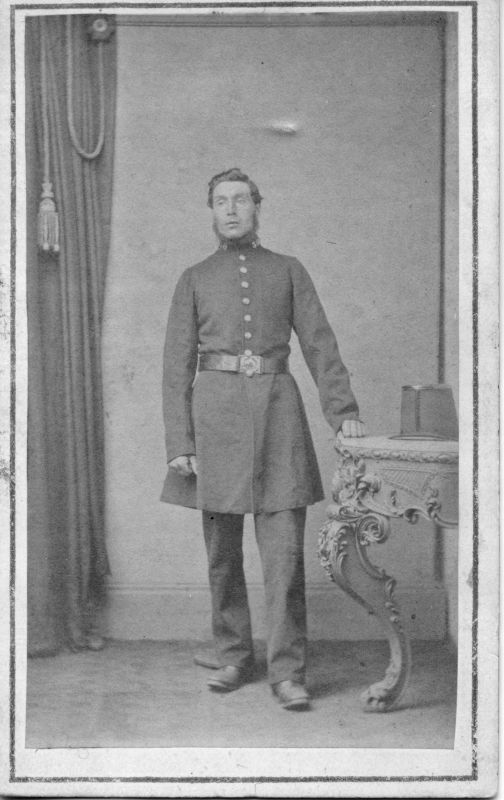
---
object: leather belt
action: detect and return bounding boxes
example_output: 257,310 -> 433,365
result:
199,353 -> 289,378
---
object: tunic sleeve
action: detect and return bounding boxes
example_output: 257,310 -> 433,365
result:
291,258 -> 360,434
162,269 -> 199,462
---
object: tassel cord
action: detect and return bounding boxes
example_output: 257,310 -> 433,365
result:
40,19 -> 50,185
66,15 -> 105,160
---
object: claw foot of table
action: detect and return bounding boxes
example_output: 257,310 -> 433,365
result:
319,514 -> 411,712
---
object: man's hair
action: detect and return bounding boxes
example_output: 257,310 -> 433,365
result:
207,168 -> 263,208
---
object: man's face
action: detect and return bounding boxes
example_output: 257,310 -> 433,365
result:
211,181 -> 259,240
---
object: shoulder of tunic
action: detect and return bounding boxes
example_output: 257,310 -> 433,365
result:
192,251 -> 223,269
261,250 -> 313,287
257,247 -> 304,269
174,252 -> 222,287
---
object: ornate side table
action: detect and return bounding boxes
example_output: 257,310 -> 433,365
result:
318,435 -> 458,712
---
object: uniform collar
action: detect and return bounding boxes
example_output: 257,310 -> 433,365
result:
217,235 -> 260,252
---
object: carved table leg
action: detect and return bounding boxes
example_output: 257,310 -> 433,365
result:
319,514 -> 411,712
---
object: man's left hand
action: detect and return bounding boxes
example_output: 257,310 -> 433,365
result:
341,419 -> 366,438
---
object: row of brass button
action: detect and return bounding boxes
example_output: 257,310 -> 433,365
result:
238,254 -> 254,374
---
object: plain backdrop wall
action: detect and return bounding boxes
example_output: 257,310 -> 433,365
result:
102,15 -> 458,641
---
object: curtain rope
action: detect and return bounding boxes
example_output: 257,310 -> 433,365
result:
66,15 -> 105,160
40,22 -> 50,188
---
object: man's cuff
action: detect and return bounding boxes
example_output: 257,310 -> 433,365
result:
166,441 -> 196,464
167,452 -> 196,464
333,414 -> 363,435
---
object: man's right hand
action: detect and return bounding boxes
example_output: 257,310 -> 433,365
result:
168,455 -> 198,477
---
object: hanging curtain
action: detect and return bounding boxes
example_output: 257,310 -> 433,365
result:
25,15 -> 117,655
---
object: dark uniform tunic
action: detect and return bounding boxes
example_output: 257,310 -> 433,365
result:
161,241 -> 359,514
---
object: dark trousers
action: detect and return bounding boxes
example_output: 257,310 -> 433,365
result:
202,507 -> 307,685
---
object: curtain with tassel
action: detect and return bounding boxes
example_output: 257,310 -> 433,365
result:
25,15 -> 116,655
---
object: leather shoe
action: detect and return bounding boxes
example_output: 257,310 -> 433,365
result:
272,680 -> 311,710
207,665 -> 250,692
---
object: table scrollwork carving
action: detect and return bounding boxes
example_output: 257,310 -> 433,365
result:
318,436 -> 458,712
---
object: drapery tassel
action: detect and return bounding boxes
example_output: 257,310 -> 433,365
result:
38,19 -> 60,257
38,180 -> 60,254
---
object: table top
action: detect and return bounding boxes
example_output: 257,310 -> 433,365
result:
337,435 -> 458,462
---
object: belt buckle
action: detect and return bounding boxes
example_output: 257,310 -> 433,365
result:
239,354 -> 263,377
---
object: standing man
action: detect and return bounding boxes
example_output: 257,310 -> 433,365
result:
161,168 -> 364,711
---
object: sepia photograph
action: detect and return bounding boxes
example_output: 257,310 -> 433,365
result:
0,0 -> 499,795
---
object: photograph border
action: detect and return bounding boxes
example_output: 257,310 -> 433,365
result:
7,0 -> 485,789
